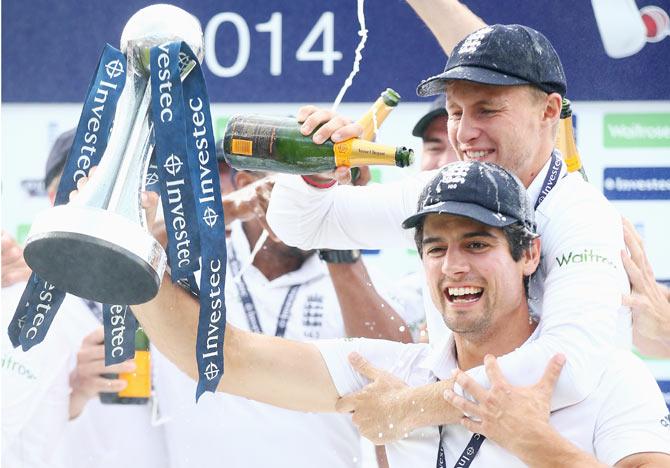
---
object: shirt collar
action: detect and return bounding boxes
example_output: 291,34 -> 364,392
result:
417,326 -> 542,380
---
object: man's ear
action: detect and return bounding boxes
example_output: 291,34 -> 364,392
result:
542,92 -> 562,126
522,237 -> 541,276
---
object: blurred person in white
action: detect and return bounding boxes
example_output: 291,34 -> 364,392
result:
622,217 -> 670,358
151,164 -> 421,468
0,129 -> 169,468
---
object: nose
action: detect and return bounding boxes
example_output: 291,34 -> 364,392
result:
441,246 -> 470,278
454,112 -> 480,147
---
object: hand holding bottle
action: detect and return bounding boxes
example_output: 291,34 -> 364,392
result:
296,105 -> 370,185
69,327 -> 135,418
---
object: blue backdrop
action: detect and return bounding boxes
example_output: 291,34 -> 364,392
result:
3,0 -> 670,103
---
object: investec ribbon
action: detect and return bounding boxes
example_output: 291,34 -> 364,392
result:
150,41 -> 227,400
8,46 -> 130,359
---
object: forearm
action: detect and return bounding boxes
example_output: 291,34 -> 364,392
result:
327,261 -> 412,343
397,380 -> 458,432
267,173 -> 427,251
405,0 -> 486,54
515,427 -> 606,468
132,275 -> 339,412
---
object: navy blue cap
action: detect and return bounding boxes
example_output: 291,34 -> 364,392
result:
417,24 -> 567,98
402,161 -> 536,233
412,94 -> 447,138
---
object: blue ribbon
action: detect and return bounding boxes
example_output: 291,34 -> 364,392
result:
150,42 -> 227,400
8,44 -> 126,351
103,304 -> 138,365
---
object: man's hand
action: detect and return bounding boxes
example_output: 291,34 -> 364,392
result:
68,327 -> 136,419
335,353 -> 415,444
296,105 -> 362,185
1,230 -> 32,286
621,217 -> 670,342
336,353 -> 462,444
444,354 -> 565,456
222,175 -> 278,239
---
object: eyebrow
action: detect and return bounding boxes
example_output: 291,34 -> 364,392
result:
422,230 -> 496,245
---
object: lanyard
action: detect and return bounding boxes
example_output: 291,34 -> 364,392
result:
227,241 -> 300,338
534,152 -> 564,210
437,426 -> 486,468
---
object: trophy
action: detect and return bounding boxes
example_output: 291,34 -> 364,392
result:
23,4 -> 204,305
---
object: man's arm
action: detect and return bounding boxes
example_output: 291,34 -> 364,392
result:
266,107 -> 434,251
336,353 -> 461,443
327,259 -> 413,343
132,272 -> 340,413
405,0 -> 487,55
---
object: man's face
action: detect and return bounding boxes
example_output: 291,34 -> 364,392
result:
421,214 -> 531,340
445,82 -> 546,187
420,115 -> 459,171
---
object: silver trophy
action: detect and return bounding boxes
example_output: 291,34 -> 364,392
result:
23,4 -> 204,305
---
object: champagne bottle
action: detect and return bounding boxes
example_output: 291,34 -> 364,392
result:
218,115 -> 414,175
100,327 -> 151,405
356,88 -> 400,141
556,98 -> 588,181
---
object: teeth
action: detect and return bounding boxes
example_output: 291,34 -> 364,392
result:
448,287 -> 483,296
466,150 -> 489,159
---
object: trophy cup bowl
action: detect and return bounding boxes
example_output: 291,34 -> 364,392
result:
23,4 -> 204,305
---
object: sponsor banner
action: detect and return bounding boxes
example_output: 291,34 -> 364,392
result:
3,0 -> 670,103
603,167 -> 670,200
604,113 -> 670,148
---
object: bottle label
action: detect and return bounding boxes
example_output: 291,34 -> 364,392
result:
231,138 -> 253,156
333,139 -> 354,166
118,350 -> 151,398
334,139 -> 397,167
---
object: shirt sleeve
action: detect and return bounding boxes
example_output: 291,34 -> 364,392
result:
593,352 -> 670,465
266,172 -> 435,251
314,338 -> 430,397
465,178 -> 630,410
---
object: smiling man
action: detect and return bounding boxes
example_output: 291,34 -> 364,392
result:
266,24 -> 632,413
132,161 -> 670,467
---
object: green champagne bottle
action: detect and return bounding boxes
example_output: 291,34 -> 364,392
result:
356,88 -> 400,141
217,114 -> 414,175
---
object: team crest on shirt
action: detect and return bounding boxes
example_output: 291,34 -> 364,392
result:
303,294 -> 324,338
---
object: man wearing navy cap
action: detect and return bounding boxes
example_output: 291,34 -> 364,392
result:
266,22 -> 636,427
130,161 -> 670,467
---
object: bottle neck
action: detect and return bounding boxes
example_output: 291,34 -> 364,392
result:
357,99 -> 396,141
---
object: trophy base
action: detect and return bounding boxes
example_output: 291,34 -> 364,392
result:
24,206 -> 167,305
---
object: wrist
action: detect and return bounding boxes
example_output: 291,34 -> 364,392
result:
318,249 -> 361,264
302,175 -> 337,189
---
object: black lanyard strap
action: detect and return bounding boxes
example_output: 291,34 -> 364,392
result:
228,241 -> 300,337
437,426 -> 486,468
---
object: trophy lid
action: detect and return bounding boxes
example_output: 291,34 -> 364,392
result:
120,4 -> 204,72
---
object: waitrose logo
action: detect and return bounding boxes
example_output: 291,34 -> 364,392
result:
555,249 -> 617,269
604,113 -> 670,148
